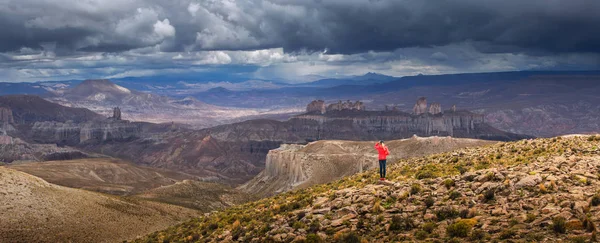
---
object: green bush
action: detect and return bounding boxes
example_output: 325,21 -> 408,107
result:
415,230 -> 428,240
443,179 -> 455,189
422,222 -> 437,233
483,189 -> 495,202
435,207 -> 459,221
449,191 -> 462,200
553,216 -> 567,234
498,229 -> 516,239
336,232 -> 361,243
306,233 -> 323,243
389,215 -> 416,231
424,196 -> 435,208
410,183 -> 422,195
469,229 -> 487,241
591,194 -> 600,207
447,220 -> 472,238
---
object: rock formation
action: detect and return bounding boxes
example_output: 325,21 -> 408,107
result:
452,104 -> 457,112
0,134 -> 12,145
306,100 -> 326,114
413,97 -> 428,115
241,137 -> 494,197
325,100 -> 365,112
0,107 -> 14,124
429,102 -> 442,115
31,120 -> 141,145
111,107 -> 122,120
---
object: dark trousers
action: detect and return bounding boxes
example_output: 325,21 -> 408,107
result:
379,159 -> 387,178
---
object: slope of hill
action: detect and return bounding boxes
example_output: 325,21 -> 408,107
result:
0,166 -> 199,243
136,180 -> 256,212
241,136 -> 495,197
7,158 -> 197,195
137,135 -> 600,242
0,95 -> 103,124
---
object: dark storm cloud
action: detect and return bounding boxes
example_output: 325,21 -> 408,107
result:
1,0 -> 599,55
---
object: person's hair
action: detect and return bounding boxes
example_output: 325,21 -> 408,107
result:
379,140 -> 384,144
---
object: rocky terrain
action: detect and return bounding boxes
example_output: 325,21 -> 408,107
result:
241,136 -> 495,197
137,135 -> 600,242
7,158 -> 197,195
0,166 -> 200,243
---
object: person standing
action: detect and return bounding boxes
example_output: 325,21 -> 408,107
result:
375,140 -> 390,181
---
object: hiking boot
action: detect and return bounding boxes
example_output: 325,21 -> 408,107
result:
379,178 -> 384,181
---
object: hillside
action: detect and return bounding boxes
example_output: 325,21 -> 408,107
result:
0,166 -> 200,243
136,180 -> 256,212
241,136 -> 495,197
0,95 -> 103,124
137,135 -> 600,242
7,158 -> 197,195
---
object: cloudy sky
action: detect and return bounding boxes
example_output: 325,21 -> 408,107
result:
1,0 -> 599,82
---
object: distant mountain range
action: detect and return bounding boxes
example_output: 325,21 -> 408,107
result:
2,70 -> 600,136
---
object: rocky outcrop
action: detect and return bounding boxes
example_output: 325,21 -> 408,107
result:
0,135 -> 13,145
0,141 -> 93,163
31,120 -> 140,145
429,102 -> 442,115
326,100 -> 365,112
241,136 -> 494,197
0,107 -> 14,124
306,100 -> 326,114
413,97 -> 428,115
111,107 -> 122,120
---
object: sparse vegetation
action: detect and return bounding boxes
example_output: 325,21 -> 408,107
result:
553,216 -> 567,234
447,220 -> 473,238
389,215 -> 416,231
131,136 -> 600,243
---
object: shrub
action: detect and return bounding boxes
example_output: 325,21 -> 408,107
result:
389,215 -> 416,231
499,229 -> 516,239
306,233 -> 323,243
422,222 -> 437,233
525,213 -> 536,223
449,191 -> 462,200
424,196 -> 435,208
447,220 -> 472,238
415,230 -> 428,240
372,200 -> 382,214
591,194 -> 600,207
443,179 -> 455,189
435,207 -> 459,221
411,183 -> 422,195
336,232 -> 361,243
553,216 -> 567,234
571,236 -> 588,243
483,189 -> 495,202
469,229 -> 487,241
292,221 -> 305,230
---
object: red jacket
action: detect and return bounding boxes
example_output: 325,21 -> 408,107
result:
375,143 -> 390,160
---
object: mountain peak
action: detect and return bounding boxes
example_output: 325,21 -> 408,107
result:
69,79 -> 132,97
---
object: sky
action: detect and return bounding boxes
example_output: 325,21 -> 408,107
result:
1,0 -> 600,83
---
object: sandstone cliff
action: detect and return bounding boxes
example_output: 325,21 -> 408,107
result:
30,120 -> 141,145
241,136 -> 494,197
